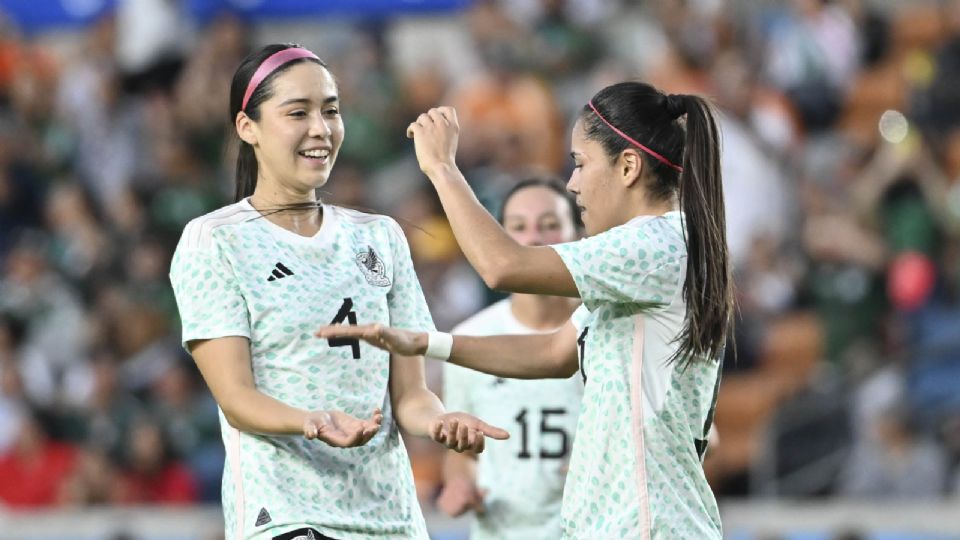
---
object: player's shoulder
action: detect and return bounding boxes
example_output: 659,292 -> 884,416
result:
621,210 -> 686,244
452,299 -> 513,335
329,205 -> 399,229
329,205 -> 405,240
179,200 -> 254,251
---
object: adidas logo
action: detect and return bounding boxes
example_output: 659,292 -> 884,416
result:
267,262 -> 294,282
255,507 -> 272,526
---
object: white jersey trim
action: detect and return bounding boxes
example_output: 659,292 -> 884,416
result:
631,314 -> 652,540
183,203 -> 252,251
230,426 -> 245,540
336,206 -> 393,225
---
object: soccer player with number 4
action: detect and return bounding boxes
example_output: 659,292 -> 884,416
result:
170,44 -> 507,540
318,82 -> 733,539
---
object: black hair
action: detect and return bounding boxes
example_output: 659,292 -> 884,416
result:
580,82 -> 733,367
497,177 -> 583,230
229,43 -> 329,203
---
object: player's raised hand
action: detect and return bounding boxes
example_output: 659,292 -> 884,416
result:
430,412 -> 509,454
405,106 -> 459,177
303,409 -> 383,448
437,476 -> 488,517
315,323 -> 427,357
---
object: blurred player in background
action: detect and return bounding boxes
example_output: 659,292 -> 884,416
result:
319,81 -> 732,539
170,43 -> 507,540
438,177 -> 583,539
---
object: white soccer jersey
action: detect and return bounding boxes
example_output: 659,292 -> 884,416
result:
444,299 -> 583,540
169,199 -> 434,540
551,211 -> 723,539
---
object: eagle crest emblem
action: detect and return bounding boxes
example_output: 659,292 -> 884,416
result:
355,245 -> 391,287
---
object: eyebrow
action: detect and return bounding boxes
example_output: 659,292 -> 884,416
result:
569,151 -> 581,160
278,96 -> 339,107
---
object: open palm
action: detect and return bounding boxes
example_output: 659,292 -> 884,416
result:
303,409 -> 383,448
315,324 -> 426,357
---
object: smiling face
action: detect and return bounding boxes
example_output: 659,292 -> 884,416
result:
502,185 -> 579,247
567,119 -> 624,236
236,62 -> 344,195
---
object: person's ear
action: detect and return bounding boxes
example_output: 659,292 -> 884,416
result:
619,148 -> 643,188
236,111 -> 259,146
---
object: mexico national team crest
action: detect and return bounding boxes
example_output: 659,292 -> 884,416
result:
355,245 -> 391,287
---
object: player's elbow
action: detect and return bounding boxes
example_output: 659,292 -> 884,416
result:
544,346 -> 579,378
477,247 -> 529,291
552,356 -> 580,379
217,393 -> 253,431
220,404 -> 246,430
480,262 -> 525,292
478,264 -> 509,290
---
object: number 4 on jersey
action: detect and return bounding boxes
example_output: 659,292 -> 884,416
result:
328,298 -> 361,359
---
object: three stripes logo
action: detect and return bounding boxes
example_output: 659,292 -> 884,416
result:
267,262 -> 295,282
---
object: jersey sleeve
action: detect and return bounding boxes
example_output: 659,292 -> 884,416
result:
169,232 -> 250,348
385,219 -> 437,332
550,219 -> 685,312
569,304 -> 591,334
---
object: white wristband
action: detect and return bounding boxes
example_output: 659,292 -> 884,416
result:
425,331 -> 453,360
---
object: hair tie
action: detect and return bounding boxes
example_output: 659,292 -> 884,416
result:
242,47 -> 320,111
587,100 -> 683,172
664,94 -> 686,119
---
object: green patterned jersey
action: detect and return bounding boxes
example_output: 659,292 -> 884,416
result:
551,211 -> 722,540
169,200 -> 434,540
444,299 -> 583,540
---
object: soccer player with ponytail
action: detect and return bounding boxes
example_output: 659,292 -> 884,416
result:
318,82 -> 733,539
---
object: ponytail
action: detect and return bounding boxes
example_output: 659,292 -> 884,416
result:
581,82 -> 733,366
674,95 -> 733,366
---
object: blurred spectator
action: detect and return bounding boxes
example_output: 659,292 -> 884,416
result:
116,420 -> 199,505
839,401 -> 949,499
172,13 -> 249,170
0,411 -> 78,507
115,0 -> 190,94
44,182 -> 113,284
765,0 -> 861,132
59,445 -> 126,505
56,350 -> 144,461
711,50 -> 792,268
0,234 -> 88,391
148,361 -> 222,501
0,115 -> 45,260
450,1 -> 566,175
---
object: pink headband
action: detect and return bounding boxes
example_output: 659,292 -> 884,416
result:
241,47 -> 320,111
588,101 -> 683,172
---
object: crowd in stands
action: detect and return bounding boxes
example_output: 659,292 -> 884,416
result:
1,0 -> 959,511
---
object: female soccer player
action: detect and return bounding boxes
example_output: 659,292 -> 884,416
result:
439,178 -> 583,540
169,44 -> 507,540
318,82 -> 732,539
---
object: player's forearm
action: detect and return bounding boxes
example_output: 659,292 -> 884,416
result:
426,164 -> 526,290
446,333 -> 577,379
219,386 -> 307,435
392,387 -> 446,438
443,448 -> 478,484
